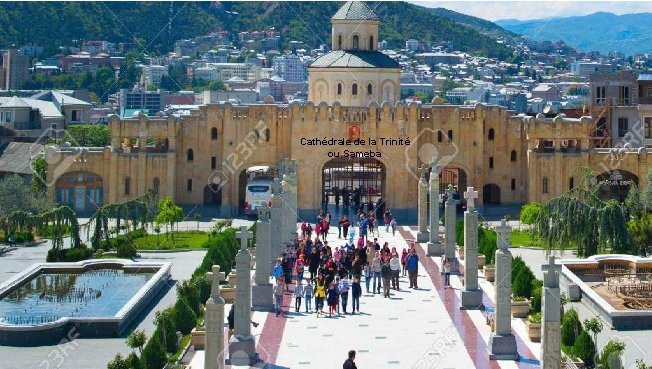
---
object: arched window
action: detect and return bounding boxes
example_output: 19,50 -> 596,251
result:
352,35 -> 359,50
352,83 -> 358,96
153,178 -> 160,195
337,83 -> 342,95
211,127 -> 218,140
369,36 -> 374,51
510,150 -> 517,162
542,177 -> 549,194
187,148 -> 194,162
338,35 -> 342,49
569,177 -> 574,190
125,177 -> 131,195
488,128 -> 495,141
367,84 -> 373,95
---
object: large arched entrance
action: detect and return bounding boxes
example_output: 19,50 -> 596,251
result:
237,166 -> 275,216
483,183 -> 501,204
322,157 -> 385,211
596,170 -> 638,202
55,171 -> 103,212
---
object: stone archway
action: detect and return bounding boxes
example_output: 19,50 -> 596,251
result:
55,171 -> 103,213
483,183 -> 501,204
596,170 -> 639,202
322,156 -> 386,212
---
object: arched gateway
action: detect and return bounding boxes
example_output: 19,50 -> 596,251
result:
322,157 -> 385,209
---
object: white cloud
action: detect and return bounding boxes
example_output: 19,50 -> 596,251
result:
411,1 -> 652,21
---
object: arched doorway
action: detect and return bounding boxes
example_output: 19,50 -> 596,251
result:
322,157 -> 385,211
425,166 -> 467,208
237,166 -> 275,216
55,171 -> 103,212
203,184 -> 222,207
596,170 -> 638,202
483,184 -> 501,204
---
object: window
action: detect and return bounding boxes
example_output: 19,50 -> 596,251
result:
511,178 -> 516,191
264,128 -> 271,142
352,35 -> 359,50
4,111 -> 12,123
569,177 -> 574,190
645,117 -> 652,139
542,177 -> 548,194
619,85 -> 630,105
367,84 -> 372,95
71,109 -> 81,122
647,87 -> 652,98
369,36 -> 374,51
337,83 -> 342,95
352,84 -> 358,96
596,85 -> 606,105
488,128 -> 495,140
510,150 -> 517,162
489,157 -> 494,169
448,130 -> 453,140
211,127 -> 218,140
187,179 -> 193,192
153,178 -> 160,195
187,148 -> 194,161
211,156 -> 217,170
125,177 -> 131,195
338,35 -> 342,49
437,131 -> 443,142
618,117 -> 629,138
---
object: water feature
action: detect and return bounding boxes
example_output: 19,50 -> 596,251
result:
0,269 -> 154,325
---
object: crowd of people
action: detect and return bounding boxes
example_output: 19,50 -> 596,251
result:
271,207 -> 420,318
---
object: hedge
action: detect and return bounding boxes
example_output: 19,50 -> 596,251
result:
47,245 -> 93,262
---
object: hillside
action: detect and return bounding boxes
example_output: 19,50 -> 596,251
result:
0,1 -> 512,59
497,12 -> 652,55
428,7 -> 518,40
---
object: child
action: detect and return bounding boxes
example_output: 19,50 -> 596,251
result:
326,281 -> 338,318
351,277 -> 362,314
273,259 -> 284,282
294,281 -> 304,312
304,279 -> 313,313
295,255 -> 305,283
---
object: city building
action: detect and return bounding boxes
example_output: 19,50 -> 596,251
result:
570,60 -> 615,77
272,54 -> 307,83
119,87 -> 166,117
405,39 -> 420,52
1,49 -> 30,90
140,65 -> 168,88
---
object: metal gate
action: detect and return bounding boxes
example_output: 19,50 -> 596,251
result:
322,157 -> 385,205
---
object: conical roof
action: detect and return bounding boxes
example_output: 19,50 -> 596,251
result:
332,1 -> 379,21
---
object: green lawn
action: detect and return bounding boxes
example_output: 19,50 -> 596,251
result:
132,231 -> 209,250
509,229 -> 544,248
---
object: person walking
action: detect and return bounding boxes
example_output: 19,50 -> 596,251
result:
341,216 -> 350,240
282,254 -> 293,290
314,275 -> 326,317
309,248 -> 320,281
363,262 -> 372,293
273,279 -> 284,317
337,215 -> 344,239
294,280 -> 304,312
343,350 -> 358,369
351,277 -> 361,314
380,256 -> 392,298
273,259 -> 283,282
390,216 -> 397,236
401,248 -> 408,277
371,252 -> 382,294
295,254 -> 306,284
338,274 -> 351,314
443,257 -> 452,289
326,282 -> 338,318
406,248 -> 419,289
304,279 -> 313,312
389,252 -> 401,290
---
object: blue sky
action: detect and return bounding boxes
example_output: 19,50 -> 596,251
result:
410,1 -> 652,21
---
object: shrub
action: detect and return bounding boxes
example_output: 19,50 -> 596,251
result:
530,280 -> 543,314
478,226 -> 497,264
528,312 -> 542,324
174,297 -> 197,335
573,330 -> 596,367
455,219 -> 464,246
153,308 -> 178,353
519,202 -> 545,225
561,308 -> 582,347
177,280 -> 201,316
599,338 -> 626,369
512,266 -> 536,299
125,352 -> 144,369
117,243 -> 137,258
192,274 -> 211,304
107,353 -> 129,369
140,335 -> 167,369
46,245 -> 92,262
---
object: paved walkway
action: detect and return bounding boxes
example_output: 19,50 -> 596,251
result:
191,224 -> 543,368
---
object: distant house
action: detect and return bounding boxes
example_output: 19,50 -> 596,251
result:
0,96 -> 65,139
30,91 -> 91,125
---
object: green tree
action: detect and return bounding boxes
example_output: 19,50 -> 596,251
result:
599,338 -> 625,369
626,183 -> 644,219
573,330 -> 596,367
63,125 -> 111,147
207,80 -> 225,91
140,335 -> 167,369
153,307 -> 178,353
584,317 -> 603,352
174,297 -> 197,335
107,353 -> 129,369
519,202 -> 545,225
643,167 -> 652,212
30,155 -> 47,192
0,175 -> 52,218
154,197 -> 183,239
628,214 -> 652,256
636,359 -> 652,369
126,330 -> 147,354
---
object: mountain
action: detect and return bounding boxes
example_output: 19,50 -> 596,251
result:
0,2 -> 512,59
496,12 -> 652,55
428,7 -> 518,39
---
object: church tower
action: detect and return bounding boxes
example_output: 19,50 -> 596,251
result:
308,1 -> 400,106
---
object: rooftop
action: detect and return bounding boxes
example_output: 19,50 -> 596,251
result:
0,142 -> 44,175
309,50 -> 399,69
332,1 -> 379,21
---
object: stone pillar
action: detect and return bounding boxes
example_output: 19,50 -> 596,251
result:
427,162 -> 442,256
228,226 -> 257,366
416,164 -> 430,242
461,187 -> 482,309
252,204 -> 274,311
489,219 -> 518,360
205,265 -> 225,369
280,178 -> 291,244
270,178 -> 284,259
541,256 -> 562,369
443,185 -> 459,274
286,159 -> 298,241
